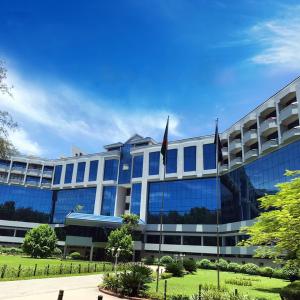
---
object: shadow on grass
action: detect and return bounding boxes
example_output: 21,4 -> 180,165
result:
253,287 -> 283,294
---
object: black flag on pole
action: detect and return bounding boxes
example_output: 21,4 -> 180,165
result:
161,116 -> 169,166
214,120 -> 223,163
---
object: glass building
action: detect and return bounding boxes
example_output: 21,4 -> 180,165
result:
0,77 -> 299,261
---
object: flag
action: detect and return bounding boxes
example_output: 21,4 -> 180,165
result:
161,116 -> 169,166
214,119 -> 223,163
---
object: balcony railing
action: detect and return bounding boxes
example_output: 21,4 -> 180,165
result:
43,170 -> 53,176
244,149 -> 258,161
9,178 -> 24,184
26,180 -> 40,186
229,139 -> 242,153
11,166 -> 26,173
230,157 -> 242,167
0,164 -> 10,172
261,139 -> 278,153
243,129 -> 258,144
27,169 -> 42,176
0,176 -> 8,183
222,147 -> 228,157
279,102 -> 298,124
281,126 -> 300,143
220,164 -> 228,172
260,118 -> 277,135
41,182 -> 51,188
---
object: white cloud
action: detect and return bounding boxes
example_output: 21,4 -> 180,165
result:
0,67 -> 181,156
249,5 -> 300,68
9,128 -> 43,156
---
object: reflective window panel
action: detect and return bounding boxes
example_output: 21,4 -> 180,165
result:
52,187 -> 96,223
130,183 -> 142,216
118,144 -> 132,184
184,146 -> 196,172
166,149 -> 177,174
0,184 -> 52,222
203,143 -> 216,170
101,186 -> 116,216
132,155 -> 143,178
64,163 -> 74,184
149,151 -> 160,175
103,159 -> 119,181
53,165 -> 62,185
89,160 -> 99,181
76,162 -> 86,183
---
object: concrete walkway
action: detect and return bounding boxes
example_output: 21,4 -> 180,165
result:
0,274 -> 117,300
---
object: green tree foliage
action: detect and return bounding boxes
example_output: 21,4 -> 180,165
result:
240,171 -> 300,267
22,224 -> 57,258
121,213 -> 139,232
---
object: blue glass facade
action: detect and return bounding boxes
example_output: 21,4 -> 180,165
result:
52,188 -> 96,223
118,144 -> 132,184
53,165 -> 62,185
89,160 -> 98,181
130,183 -> 142,216
132,155 -> 143,178
149,151 -> 160,175
166,149 -> 177,173
101,186 -> 116,216
0,184 -> 52,222
76,162 -> 86,183
184,146 -> 196,172
103,159 -> 119,181
64,163 -> 74,184
203,143 -> 216,170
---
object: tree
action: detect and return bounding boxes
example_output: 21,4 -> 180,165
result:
240,171 -> 300,267
121,213 -> 139,232
22,224 -> 57,258
0,60 -> 17,158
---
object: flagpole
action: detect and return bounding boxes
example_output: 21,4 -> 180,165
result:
215,118 -> 221,290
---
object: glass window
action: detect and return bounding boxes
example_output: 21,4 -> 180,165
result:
76,162 -> 86,183
101,186 -> 116,216
184,146 -> 196,172
203,236 -> 218,246
146,235 -> 160,243
132,155 -> 143,178
130,183 -> 142,216
149,151 -> 160,175
25,176 -> 40,185
166,149 -> 177,173
52,187 -> 96,223
103,159 -> 119,181
164,235 -> 181,244
89,160 -> 98,181
183,236 -> 202,245
203,143 -> 216,170
0,184 -> 52,223
64,163 -> 74,184
53,165 -> 62,185
118,144 -> 132,184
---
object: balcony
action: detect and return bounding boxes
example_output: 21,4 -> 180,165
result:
229,139 -> 242,154
243,113 -> 257,127
230,157 -> 242,167
11,166 -> 26,174
27,169 -> 42,176
0,176 -> 8,183
259,99 -> 276,115
244,149 -> 258,162
260,118 -> 278,136
229,124 -> 241,136
261,139 -> 278,153
243,129 -> 258,145
281,126 -> 300,143
279,102 -> 299,125
9,177 -> 24,185
0,164 -> 10,172
43,170 -> 53,177
222,147 -> 228,157
220,164 -> 228,173
41,182 -> 52,188
26,180 -> 40,187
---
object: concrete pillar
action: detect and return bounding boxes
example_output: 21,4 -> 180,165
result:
63,245 -> 67,259
89,245 -> 94,262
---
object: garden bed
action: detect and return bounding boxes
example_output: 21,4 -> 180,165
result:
99,287 -> 149,300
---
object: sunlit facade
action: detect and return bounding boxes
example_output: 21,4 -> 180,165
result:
0,77 -> 300,261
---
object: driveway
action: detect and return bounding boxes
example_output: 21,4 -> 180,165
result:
0,274 -> 117,300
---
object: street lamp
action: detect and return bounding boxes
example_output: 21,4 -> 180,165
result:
110,247 -> 122,274
179,253 -> 185,262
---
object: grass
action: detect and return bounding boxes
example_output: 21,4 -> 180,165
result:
148,269 -> 289,300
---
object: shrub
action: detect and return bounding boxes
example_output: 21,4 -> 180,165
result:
225,278 -> 252,286
282,264 -> 299,282
161,272 -> 173,279
280,281 -> 300,300
102,273 -> 121,292
183,258 -> 197,273
0,247 -> 23,255
240,263 -> 259,275
53,247 -> 62,257
227,262 -> 241,273
216,258 -> 228,271
259,266 -> 274,278
197,259 -> 213,270
165,261 -> 184,277
273,268 -> 285,279
69,252 -> 81,260
160,255 -> 174,265
170,295 -> 190,300
143,256 -> 155,265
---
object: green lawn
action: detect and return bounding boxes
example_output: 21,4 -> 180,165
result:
148,269 -> 289,300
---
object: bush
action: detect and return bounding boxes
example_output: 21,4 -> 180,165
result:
0,247 -> 23,255
143,256 -> 155,265
282,264 -> 299,282
258,266 -> 274,278
161,272 -> 173,279
170,295 -> 190,300
240,263 -> 259,275
160,255 -> 174,265
183,258 -> 197,273
197,259 -> 214,270
22,224 -> 57,258
227,262 -> 241,273
53,247 -> 62,257
102,273 -> 121,292
216,258 -> 228,271
280,281 -> 300,300
69,252 -> 81,260
273,268 -> 285,279
225,278 -> 252,286
166,261 -> 184,277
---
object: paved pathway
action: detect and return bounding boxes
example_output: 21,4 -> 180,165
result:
0,274 -> 118,300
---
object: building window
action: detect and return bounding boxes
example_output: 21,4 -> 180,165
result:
203,236 -> 220,246
164,235 -> 181,244
103,159 -> 119,181
225,236 -> 236,246
89,160 -> 99,181
130,183 -> 142,216
53,165 -> 62,185
203,143 -> 216,170
52,188 -> 96,223
118,144 -> 132,184
101,186 -> 116,216
146,235 -> 160,243
132,155 -> 143,178
166,149 -> 177,173
149,151 -> 160,175
64,163 -> 74,184
183,236 -> 202,245
76,162 -> 86,183
184,146 -> 196,172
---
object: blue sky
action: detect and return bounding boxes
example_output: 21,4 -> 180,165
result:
0,0 -> 299,158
